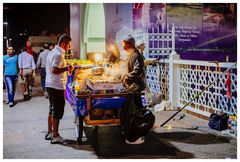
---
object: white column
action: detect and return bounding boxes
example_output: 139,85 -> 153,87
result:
168,22 -> 179,109
168,52 -> 180,109
172,23 -> 175,52
144,28 -> 149,59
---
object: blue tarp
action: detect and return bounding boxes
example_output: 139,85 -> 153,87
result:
91,97 -> 125,109
66,85 -> 126,117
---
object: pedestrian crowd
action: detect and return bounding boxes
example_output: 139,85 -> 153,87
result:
3,41 -> 56,105
3,34 -> 73,144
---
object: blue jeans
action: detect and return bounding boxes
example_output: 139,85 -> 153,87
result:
40,68 -> 46,91
4,75 -> 18,103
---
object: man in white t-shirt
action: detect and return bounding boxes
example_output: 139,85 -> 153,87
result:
45,34 -> 73,144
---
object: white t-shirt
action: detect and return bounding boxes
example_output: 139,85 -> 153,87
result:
45,46 -> 67,90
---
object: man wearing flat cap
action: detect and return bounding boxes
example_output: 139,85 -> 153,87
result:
122,35 -> 146,93
121,35 -> 146,144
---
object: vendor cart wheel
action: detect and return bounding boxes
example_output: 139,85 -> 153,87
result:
75,116 -> 84,144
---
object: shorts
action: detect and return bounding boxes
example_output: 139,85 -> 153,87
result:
47,87 -> 65,119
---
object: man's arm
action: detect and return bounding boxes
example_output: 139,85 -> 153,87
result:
51,53 -> 74,75
16,56 -> 19,73
144,58 -> 160,66
3,57 -> 5,74
31,56 -> 36,77
52,66 -> 68,74
52,64 -> 73,75
18,55 -> 23,76
36,54 -> 42,69
31,55 -> 36,70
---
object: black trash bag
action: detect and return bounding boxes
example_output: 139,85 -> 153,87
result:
208,113 -> 229,131
120,93 -> 155,142
133,108 -> 155,138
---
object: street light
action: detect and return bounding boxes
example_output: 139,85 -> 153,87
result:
3,22 -> 8,47
9,38 -> 12,46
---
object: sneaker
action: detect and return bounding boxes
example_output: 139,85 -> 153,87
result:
44,92 -> 48,98
125,137 -> 145,144
45,132 -> 53,140
51,135 -> 65,144
28,94 -> 32,100
23,94 -> 29,101
29,86 -> 32,95
9,102 -> 14,107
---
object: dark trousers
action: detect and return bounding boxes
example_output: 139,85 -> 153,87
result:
120,93 -> 143,142
40,68 -> 46,91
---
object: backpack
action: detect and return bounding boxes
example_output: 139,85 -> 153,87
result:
121,93 -> 155,142
208,113 -> 229,131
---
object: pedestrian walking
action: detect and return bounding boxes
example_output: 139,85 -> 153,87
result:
3,47 -> 18,107
36,44 -> 50,98
18,46 -> 36,101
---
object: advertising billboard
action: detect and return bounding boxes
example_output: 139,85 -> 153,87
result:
133,3 -> 237,61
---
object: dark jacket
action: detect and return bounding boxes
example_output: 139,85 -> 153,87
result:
125,48 -> 146,91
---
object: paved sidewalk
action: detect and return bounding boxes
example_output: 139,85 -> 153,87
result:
3,76 -> 237,159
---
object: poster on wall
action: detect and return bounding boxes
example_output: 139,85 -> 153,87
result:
105,4 -> 133,60
106,3 -> 133,44
167,4 -> 202,52
199,3 -> 237,61
133,3 -> 166,31
133,3 -> 237,61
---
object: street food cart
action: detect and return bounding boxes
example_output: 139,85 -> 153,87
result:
65,58 -> 128,143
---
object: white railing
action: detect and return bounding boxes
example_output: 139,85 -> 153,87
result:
146,61 -> 169,100
175,60 -> 237,116
134,24 -> 175,59
146,59 -> 237,117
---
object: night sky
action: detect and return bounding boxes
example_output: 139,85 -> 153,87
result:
3,3 -> 70,51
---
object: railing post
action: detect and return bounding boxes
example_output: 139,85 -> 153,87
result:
168,51 -> 180,109
144,27 -> 150,59
168,22 -> 179,109
172,23 -> 175,52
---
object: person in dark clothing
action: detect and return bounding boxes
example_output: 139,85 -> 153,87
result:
36,44 -> 50,98
136,40 -> 159,97
136,40 -> 159,67
121,35 -> 146,144
122,35 -> 146,107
